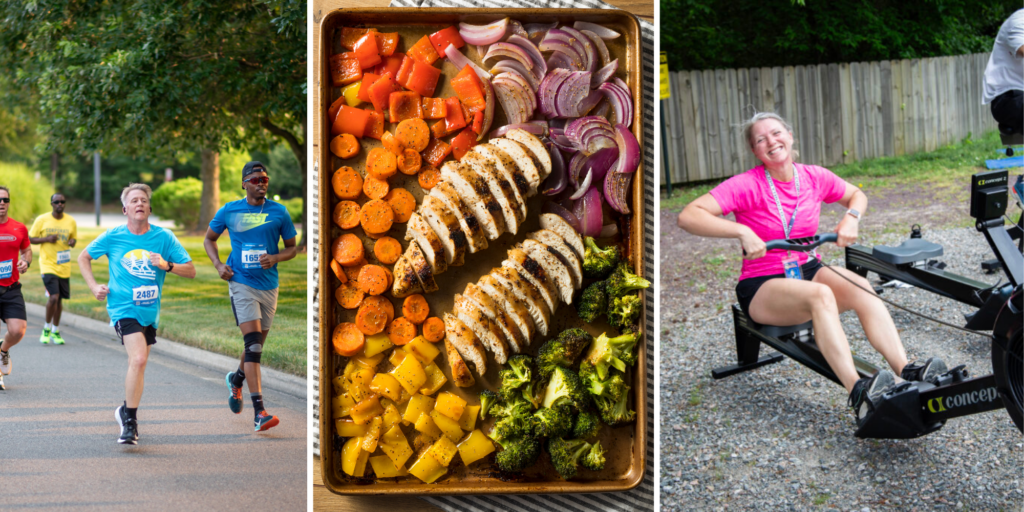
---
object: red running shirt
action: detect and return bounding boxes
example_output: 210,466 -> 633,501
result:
0,218 -> 30,286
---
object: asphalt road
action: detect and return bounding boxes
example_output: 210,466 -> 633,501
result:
0,309 -> 306,511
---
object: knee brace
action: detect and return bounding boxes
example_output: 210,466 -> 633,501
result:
243,332 -> 263,364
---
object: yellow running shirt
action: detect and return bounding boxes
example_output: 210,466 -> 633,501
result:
29,213 -> 78,278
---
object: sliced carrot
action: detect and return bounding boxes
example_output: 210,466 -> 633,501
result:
333,322 -> 366,357
332,233 -> 365,266
417,166 -> 441,190
343,259 -> 366,286
383,266 -> 394,290
355,302 -> 388,335
363,295 -> 395,324
383,188 -> 415,223
395,118 -> 430,152
362,176 -> 390,200
357,264 -> 389,296
360,199 -> 395,234
387,317 -> 417,346
366,147 -> 397,179
422,317 -> 446,342
330,134 -> 360,159
333,201 -> 361,230
420,138 -> 451,168
373,237 -> 402,265
332,166 -> 364,200
397,149 -> 422,175
381,131 -> 404,156
336,282 -> 365,310
330,259 -> 348,283
363,228 -> 388,240
402,294 -> 430,324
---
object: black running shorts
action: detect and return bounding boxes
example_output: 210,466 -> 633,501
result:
42,274 -> 70,300
114,318 -> 158,346
0,282 -> 27,322
736,258 -> 822,324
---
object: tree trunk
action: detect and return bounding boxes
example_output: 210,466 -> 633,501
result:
198,148 -> 220,233
50,153 -> 59,189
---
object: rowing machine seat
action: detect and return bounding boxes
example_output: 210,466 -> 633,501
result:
871,239 -> 943,265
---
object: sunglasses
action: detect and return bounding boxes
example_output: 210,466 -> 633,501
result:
52,200 -> 65,205
0,198 -> 10,204
244,176 -> 270,185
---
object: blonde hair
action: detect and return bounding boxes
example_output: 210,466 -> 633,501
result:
742,112 -> 799,160
120,183 -> 152,207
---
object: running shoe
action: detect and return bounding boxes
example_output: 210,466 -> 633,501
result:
0,350 -> 10,375
900,357 -> 948,385
226,371 -> 243,414
115,405 -> 139,445
0,374 -> 5,390
40,328 -> 50,344
848,370 -> 896,423
254,410 -> 279,432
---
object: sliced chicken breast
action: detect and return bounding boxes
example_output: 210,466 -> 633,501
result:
444,338 -> 476,387
453,294 -> 508,365
405,213 -> 447,275
430,182 -> 488,254
502,248 -> 559,313
490,266 -> 551,337
405,241 -> 439,294
463,282 -> 526,354
440,162 -> 506,239
420,195 -> 468,267
477,274 -> 535,344
539,213 -> 585,261
391,253 -> 425,298
471,144 -> 531,208
461,152 -> 524,234
491,138 -> 541,194
521,239 -> 576,304
444,313 -> 487,376
505,128 -> 552,182
527,230 -> 583,290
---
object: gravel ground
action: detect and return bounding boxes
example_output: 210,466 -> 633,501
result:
660,211 -> 1023,510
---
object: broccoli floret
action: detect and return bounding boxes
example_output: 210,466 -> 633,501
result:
582,441 -> 606,471
607,294 -> 642,330
479,390 -> 501,420
584,331 -> 640,379
572,410 -> 602,439
593,377 -> 635,427
604,261 -> 650,300
541,366 -> 589,409
494,436 -> 541,473
533,403 -> 573,439
577,281 -> 608,323
498,354 -> 534,401
579,360 -> 609,396
546,437 -> 593,480
521,379 -> 546,409
583,237 -> 621,279
537,328 -> 593,379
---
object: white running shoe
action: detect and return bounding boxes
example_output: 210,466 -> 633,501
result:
0,350 -> 10,375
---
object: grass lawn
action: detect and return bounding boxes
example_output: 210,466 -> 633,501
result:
661,130 -> 1005,211
20,227 -> 307,376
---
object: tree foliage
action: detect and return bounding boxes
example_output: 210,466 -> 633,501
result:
661,0 -> 1020,71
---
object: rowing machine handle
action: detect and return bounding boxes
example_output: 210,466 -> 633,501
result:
765,233 -> 838,252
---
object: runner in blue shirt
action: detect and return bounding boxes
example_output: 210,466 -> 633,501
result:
79,183 -> 196,445
204,161 -> 297,432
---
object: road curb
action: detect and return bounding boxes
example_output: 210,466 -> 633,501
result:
25,302 -> 307,400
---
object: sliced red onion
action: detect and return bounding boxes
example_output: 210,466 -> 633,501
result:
604,168 -> 633,214
475,44 -> 488,58
579,90 -> 602,116
546,51 -> 576,72
614,77 -> 629,91
483,43 -> 534,71
573,187 -> 604,238
494,77 -> 535,120
492,78 -> 532,125
488,121 -> 547,139
446,44 -> 490,81
583,147 -> 618,185
598,81 -> 633,129
507,35 -> 547,78
612,124 -> 640,174
543,201 -> 581,233
549,118 -> 568,131
538,68 -> 571,117
539,37 -> 584,71
561,26 -> 596,73
591,59 -> 618,87
478,74 -> 495,141
524,22 -> 557,39
459,18 -> 509,45
566,116 -> 615,154
550,133 -> 575,153
592,98 -> 611,118
573,21 -> 620,40
506,19 -> 529,40
600,223 -> 619,238
541,142 -> 568,196
554,71 -> 592,117
570,169 -> 593,200
491,60 -> 539,90
568,151 -> 587,189
581,30 -> 611,67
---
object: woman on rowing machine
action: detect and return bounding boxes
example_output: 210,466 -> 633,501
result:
676,112 -> 947,425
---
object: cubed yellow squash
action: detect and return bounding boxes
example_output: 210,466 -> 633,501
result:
332,375 -> 348,396
388,347 -> 407,367
361,417 -> 382,452
347,382 -> 371,403
362,333 -> 394,358
408,450 -> 448,483
369,454 -> 408,478
406,336 -> 440,365
336,418 -> 369,438
342,361 -> 361,381
418,363 -> 448,395
331,392 -> 356,419
403,394 -> 435,424
457,429 -> 496,466
434,391 -> 467,422
391,355 -> 427,394
428,435 -> 459,467
341,436 -> 368,477
350,394 -> 384,425
350,367 -> 375,388
399,389 -> 412,404
414,412 -> 444,442
351,352 -> 385,370
458,405 -> 480,431
429,409 -> 464,443
369,373 -> 403,401
379,424 -> 414,468
381,401 -> 403,431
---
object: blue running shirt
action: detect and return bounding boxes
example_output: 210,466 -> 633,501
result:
86,224 -> 192,328
208,199 -> 297,291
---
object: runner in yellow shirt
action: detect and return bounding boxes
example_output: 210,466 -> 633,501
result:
28,193 -> 77,345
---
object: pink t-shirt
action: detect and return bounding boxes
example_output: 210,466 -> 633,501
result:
709,163 -> 848,281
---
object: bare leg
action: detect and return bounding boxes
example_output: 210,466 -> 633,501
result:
239,319 -> 268,395
0,318 -> 27,352
123,333 -> 151,408
53,298 -> 63,327
45,294 -> 58,325
748,278 -> 862,392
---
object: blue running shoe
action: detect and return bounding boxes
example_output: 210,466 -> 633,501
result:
226,372 -> 243,414
254,410 -> 279,432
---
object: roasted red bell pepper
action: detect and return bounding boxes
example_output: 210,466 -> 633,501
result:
402,60 -> 441,97
421,137 -> 452,167
471,110 -> 484,134
367,74 -> 399,113
450,128 -> 478,161
333,105 -> 370,138
373,53 -> 404,78
329,54 -> 362,86
395,56 -> 414,87
407,35 -> 440,65
450,66 -> 485,113
365,110 -> 384,140
443,97 -> 467,133
428,26 -> 465,56
374,32 -> 399,57
389,92 -> 424,123
352,32 -> 382,69
430,120 -> 448,139
422,97 -> 446,119
356,73 -> 380,103
328,95 -> 347,126
340,27 -> 371,51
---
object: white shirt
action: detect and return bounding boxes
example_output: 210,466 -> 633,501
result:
983,9 -> 1024,105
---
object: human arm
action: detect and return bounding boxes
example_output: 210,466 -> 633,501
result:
203,227 -> 233,281
148,252 -> 196,279
77,250 -> 108,300
677,193 -> 768,259
258,237 -> 298,269
17,246 -> 31,273
832,182 -> 867,248
29,235 -> 58,244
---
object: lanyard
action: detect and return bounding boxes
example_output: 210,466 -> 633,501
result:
764,165 -> 800,240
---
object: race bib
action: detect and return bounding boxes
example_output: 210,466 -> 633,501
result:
0,259 -> 13,279
783,255 -> 803,279
241,243 -> 267,270
132,285 -> 159,305
56,250 -> 71,265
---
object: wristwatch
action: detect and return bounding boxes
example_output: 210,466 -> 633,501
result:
166,261 -> 174,272
846,208 -> 862,220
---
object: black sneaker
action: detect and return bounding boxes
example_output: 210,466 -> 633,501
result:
115,405 -> 139,445
900,357 -> 948,385
848,370 -> 896,422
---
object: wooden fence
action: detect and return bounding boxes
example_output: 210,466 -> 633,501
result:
661,52 -> 998,184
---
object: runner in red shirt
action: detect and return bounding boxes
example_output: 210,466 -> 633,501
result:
0,186 -> 34,390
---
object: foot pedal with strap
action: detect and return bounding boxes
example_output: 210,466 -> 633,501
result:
855,383 -> 944,439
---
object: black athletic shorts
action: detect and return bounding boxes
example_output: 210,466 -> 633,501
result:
991,89 -> 1023,135
0,282 -> 27,322
42,274 -> 70,299
114,318 -> 158,346
736,258 -> 822,323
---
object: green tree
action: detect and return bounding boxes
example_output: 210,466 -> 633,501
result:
0,0 -> 305,241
